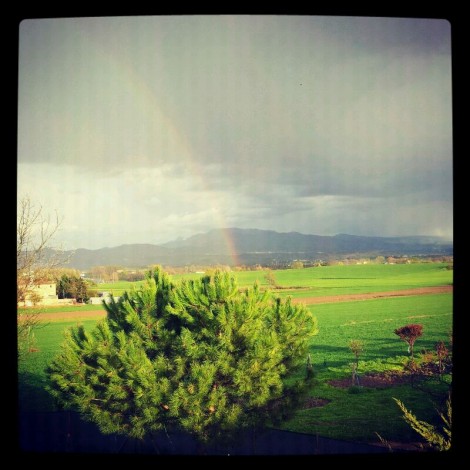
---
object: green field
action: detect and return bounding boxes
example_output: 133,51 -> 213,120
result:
18,304 -> 105,315
280,293 -> 452,443
96,263 -> 452,297
18,263 -> 453,446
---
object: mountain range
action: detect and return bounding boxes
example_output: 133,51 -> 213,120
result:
61,228 -> 453,270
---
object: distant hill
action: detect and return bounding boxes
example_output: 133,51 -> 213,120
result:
61,228 -> 453,270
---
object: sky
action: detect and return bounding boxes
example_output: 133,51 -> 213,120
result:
17,15 -> 453,250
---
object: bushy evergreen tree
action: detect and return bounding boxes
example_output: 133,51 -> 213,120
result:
47,267 -> 318,443
57,274 -> 89,303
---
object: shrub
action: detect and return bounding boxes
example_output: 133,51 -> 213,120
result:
394,324 -> 423,360
47,267 -> 319,444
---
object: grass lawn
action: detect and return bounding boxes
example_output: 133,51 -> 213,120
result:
277,292 -> 452,444
277,380 -> 451,444
18,319 -> 99,413
308,293 -> 452,371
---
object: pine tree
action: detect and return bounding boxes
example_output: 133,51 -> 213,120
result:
393,395 -> 451,451
47,267 -> 319,443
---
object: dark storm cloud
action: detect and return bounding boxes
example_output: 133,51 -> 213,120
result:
17,16 -> 453,248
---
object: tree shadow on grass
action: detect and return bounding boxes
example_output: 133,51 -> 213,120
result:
348,338 -> 410,358
18,371 -> 56,414
311,345 -> 350,368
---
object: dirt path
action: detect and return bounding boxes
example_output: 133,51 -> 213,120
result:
20,285 -> 452,322
292,285 -> 452,305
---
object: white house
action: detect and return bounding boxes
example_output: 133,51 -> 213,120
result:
22,282 -> 58,306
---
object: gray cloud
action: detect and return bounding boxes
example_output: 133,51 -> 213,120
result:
18,16 -> 453,248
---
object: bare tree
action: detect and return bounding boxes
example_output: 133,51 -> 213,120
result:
17,196 -> 69,301
349,339 -> 365,386
17,195 -> 67,357
264,268 -> 279,288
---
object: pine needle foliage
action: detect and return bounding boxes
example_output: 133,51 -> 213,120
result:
47,267 -> 318,442
393,395 -> 451,451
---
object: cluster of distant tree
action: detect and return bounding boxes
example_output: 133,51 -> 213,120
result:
77,254 -> 453,281
56,274 -> 91,303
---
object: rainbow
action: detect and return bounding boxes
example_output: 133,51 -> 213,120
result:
86,33 -> 242,266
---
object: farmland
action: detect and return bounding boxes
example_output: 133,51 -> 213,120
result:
18,262 -> 453,449
92,262 -> 451,297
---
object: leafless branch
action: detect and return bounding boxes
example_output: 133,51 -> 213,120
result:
17,195 -> 68,359
17,195 -> 70,304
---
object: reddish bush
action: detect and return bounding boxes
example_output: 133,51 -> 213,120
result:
394,324 -> 423,360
